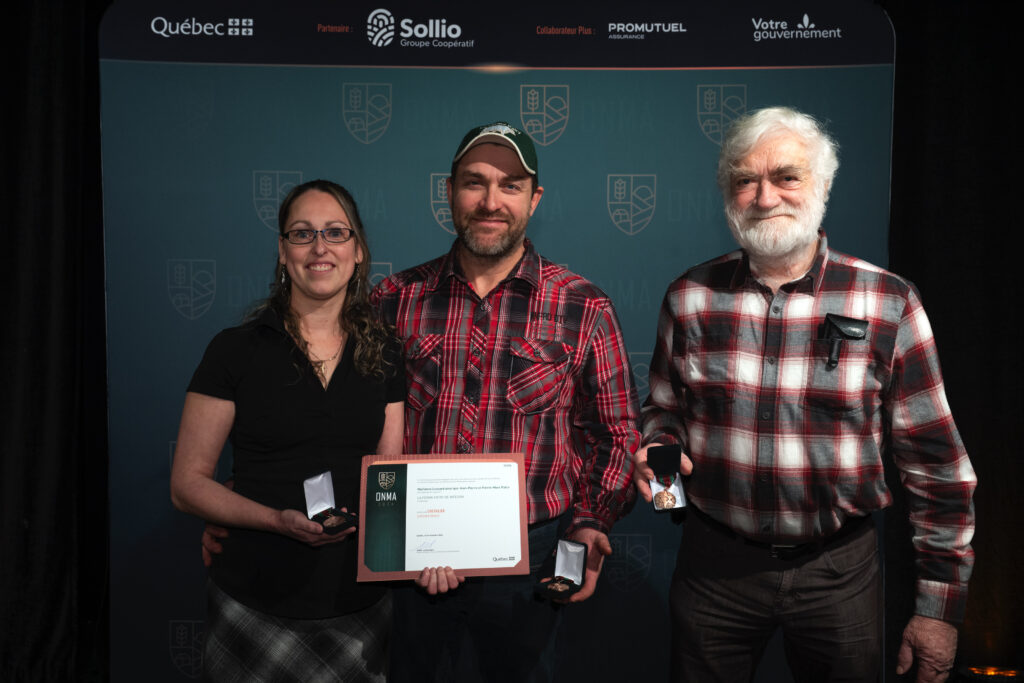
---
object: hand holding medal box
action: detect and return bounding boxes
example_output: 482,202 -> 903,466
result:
356,453 -> 530,581
647,444 -> 687,511
535,539 -> 587,600
303,471 -> 357,534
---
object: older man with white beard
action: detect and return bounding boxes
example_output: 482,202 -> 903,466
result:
635,107 -> 975,683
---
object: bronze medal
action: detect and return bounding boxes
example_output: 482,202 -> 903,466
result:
322,513 -> 343,527
654,490 -> 676,509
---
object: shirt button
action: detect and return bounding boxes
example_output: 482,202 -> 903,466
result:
759,473 -> 769,482
767,357 -> 776,365
772,305 -> 781,314
760,410 -> 770,420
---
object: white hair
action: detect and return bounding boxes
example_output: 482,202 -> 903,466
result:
716,107 -> 839,201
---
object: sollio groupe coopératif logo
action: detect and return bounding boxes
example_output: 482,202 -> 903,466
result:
150,15 -> 253,38
366,8 -> 474,48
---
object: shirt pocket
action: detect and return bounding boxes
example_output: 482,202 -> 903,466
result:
403,334 -> 443,412
803,338 -> 875,416
507,337 -> 574,415
681,333 -> 736,422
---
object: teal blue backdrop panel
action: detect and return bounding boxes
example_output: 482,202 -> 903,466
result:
101,2 -> 893,680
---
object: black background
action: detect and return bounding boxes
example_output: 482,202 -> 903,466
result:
1,0 -> 1018,679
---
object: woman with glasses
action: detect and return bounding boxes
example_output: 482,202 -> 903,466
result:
170,179 -> 403,681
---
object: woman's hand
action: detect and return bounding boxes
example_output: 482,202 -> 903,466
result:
277,508 -> 356,546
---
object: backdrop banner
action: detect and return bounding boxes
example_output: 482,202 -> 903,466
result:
100,2 -> 894,679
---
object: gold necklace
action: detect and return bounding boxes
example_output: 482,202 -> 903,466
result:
309,335 -> 344,387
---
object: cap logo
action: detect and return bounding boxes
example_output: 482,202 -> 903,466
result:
480,123 -> 518,136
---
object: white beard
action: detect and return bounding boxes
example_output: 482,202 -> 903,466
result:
726,193 -> 825,262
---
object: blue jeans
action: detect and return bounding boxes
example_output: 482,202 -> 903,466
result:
389,516 -> 564,683
670,511 -> 881,683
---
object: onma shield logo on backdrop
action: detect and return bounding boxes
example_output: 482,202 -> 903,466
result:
607,174 -> 656,235
169,620 -> 203,679
343,83 -> 392,144
697,85 -> 746,146
629,351 -> 653,403
430,172 -> 455,234
520,85 -> 569,146
253,171 -> 302,230
167,260 -> 216,320
369,262 -> 393,288
604,533 -> 652,593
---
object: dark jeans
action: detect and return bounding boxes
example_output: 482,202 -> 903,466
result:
389,516 -> 564,683
670,511 -> 881,683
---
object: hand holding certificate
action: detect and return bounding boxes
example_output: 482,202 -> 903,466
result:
357,453 -> 530,581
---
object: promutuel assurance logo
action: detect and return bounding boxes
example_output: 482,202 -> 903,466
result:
607,20 -> 686,40
150,16 -> 253,38
366,8 -> 473,48
751,14 -> 842,42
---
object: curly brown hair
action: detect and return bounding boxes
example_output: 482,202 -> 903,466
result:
255,179 -> 394,379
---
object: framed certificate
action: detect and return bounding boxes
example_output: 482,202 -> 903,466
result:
356,453 -> 530,581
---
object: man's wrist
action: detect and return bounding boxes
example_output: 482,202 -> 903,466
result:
567,516 -> 611,538
641,433 -> 680,448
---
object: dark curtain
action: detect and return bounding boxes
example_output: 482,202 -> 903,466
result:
1,1 -> 1017,680
883,0 -> 1022,671
1,1 -> 112,680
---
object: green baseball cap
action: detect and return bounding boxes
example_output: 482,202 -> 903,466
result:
452,121 -> 538,176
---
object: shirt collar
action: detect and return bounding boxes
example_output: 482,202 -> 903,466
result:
426,238 -> 542,292
254,305 -> 287,333
729,231 -> 829,295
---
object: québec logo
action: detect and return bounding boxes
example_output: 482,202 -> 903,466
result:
150,16 -> 253,38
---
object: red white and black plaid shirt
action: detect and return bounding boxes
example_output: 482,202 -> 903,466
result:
641,235 -> 976,622
371,239 -> 639,533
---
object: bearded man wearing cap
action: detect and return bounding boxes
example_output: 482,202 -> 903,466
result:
370,122 -> 640,682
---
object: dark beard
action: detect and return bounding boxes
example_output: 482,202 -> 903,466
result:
454,212 -> 526,260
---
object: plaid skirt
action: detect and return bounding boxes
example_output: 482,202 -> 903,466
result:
203,580 -> 390,682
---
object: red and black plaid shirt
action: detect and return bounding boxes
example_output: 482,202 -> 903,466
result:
371,240 -> 639,533
641,235 -> 976,622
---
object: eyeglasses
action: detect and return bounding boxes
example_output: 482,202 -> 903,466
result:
283,227 -> 356,245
